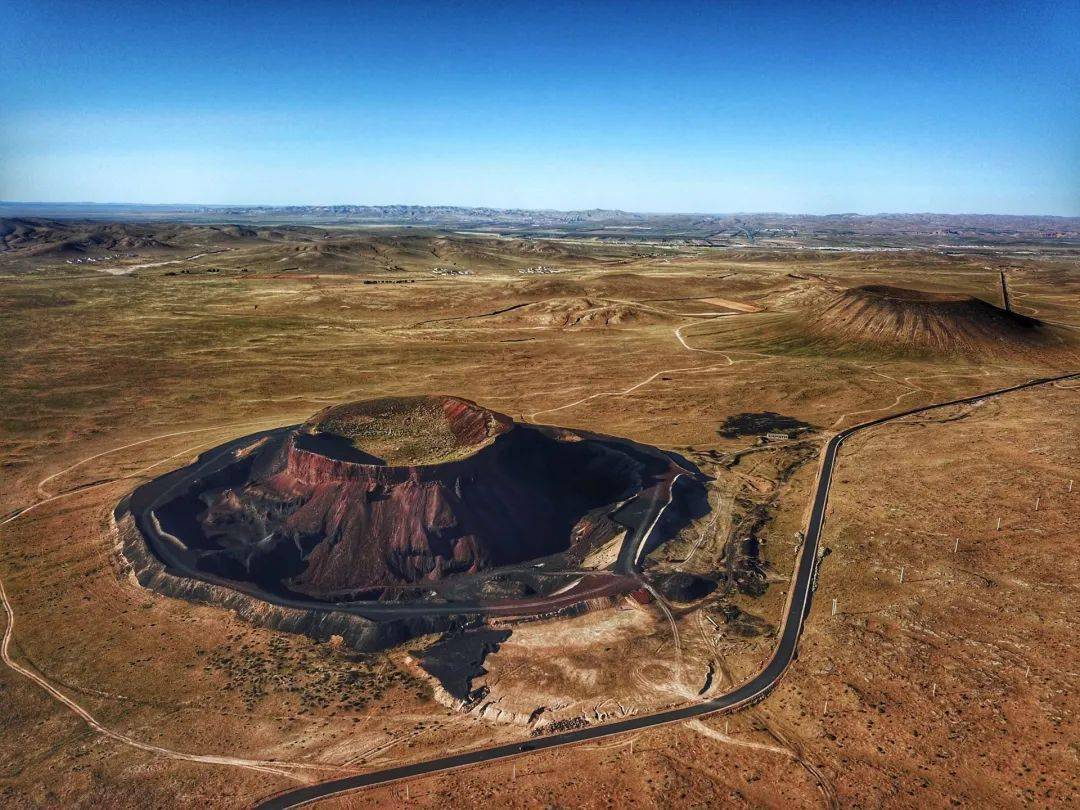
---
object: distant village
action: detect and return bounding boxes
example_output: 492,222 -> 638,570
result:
517,265 -> 565,274
64,253 -> 137,265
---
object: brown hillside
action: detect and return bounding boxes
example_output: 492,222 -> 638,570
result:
0,217 -> 269,257
485,297 -> 674,329
808,284 -> 1071,358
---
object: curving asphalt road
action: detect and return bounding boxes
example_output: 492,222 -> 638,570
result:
254,370 -> 1078,809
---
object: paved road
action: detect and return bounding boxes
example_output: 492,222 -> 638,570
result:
255,370 -> 1078,809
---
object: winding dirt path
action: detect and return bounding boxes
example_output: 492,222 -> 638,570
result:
0,571 -> 346,782
1,421 -> 358,783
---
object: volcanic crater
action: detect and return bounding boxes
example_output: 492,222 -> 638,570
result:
137,396 -> 692,605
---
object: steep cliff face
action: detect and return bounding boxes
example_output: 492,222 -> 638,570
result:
159,397 -> 651,600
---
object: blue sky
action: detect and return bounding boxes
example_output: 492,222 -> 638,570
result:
2,0 -> 1078,214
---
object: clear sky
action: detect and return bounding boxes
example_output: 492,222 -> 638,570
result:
2,0 -> 1078,214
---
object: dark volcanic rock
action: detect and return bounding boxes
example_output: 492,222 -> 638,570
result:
656,572 -> 718,603
113,513 -> 453,652
716,603 -> 774,638
415,628 -> 512,701
718,412 -> 814,439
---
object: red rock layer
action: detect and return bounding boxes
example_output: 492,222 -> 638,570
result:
441,396 -> 513,445
198,405 -> 642,598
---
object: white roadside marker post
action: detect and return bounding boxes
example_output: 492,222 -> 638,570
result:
725,719 -> 729,735
512,763 -> 516,782
931,683 -> 937,698
953,538 -> 959,553
823,699 -> 829,716
832,598 -> 838,616
899,566 -> 905,584
1069,479 -> 1074,493
405,784 -> 409,801
1035,496 -> 1040,511
996,517 -> 1002,531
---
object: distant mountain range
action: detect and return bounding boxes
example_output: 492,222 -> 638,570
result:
2,202 -> 1078,244
0,202 -> 643,227
208,204 -> 642,226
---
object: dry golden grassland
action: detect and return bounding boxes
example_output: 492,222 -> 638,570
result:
0,231 -> 1077,807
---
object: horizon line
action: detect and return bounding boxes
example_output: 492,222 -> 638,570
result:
2,201 -> 1078,220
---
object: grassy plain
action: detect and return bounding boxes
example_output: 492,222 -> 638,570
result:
0,227 -> 1077,807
